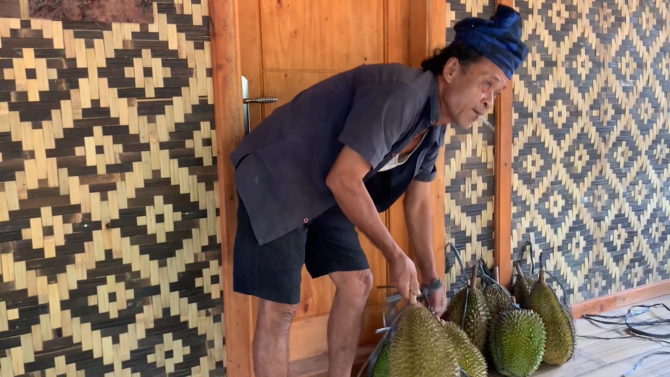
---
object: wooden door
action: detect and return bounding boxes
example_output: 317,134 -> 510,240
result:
214,0 -> 446,375
238,0 -> 411,363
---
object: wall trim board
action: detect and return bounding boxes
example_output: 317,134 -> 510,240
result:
493,0 -> 515,289
570,280 -> 670,320
209,0 -> 254,376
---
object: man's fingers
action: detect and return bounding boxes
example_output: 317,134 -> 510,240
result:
409,275 -> 421,298
409,294 -> 417,305
398,279 -> 410,301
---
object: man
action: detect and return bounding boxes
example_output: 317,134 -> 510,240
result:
229,5 -> 527,377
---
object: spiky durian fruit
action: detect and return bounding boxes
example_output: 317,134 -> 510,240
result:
443,267 -> 490,350
483,266 -> 513,319
512,263 -> 535,308
371,341 -> 390,377
441,320 -> 487,377
389,304 -> 459,377
525,269 -> 576,365
488,298 -> 546,377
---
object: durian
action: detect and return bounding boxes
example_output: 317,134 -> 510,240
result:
525,269 -> 576,365
512,263 -> 535,308
482,266 -> 513,319
488,298 -> 546,377
443,267 -> 490,350
371,342 -> 390,377
389,304 -> 459,377
440,320 -> 487,377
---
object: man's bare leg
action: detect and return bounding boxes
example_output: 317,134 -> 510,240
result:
253,299 -> 298,377
327,270 -> 374,377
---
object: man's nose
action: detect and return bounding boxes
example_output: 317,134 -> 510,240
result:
483,92 -> 495,109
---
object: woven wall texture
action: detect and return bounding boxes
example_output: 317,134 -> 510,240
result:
443,0 -> 670,303
510,0 -> 670,304
444,0 -> 498,297
0,0 -> 226,375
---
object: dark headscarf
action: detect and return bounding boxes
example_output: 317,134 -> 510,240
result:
453,5 -> 528,79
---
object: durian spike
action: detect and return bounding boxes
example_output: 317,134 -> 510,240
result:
493,266 -> 500,284
515,263 -> 524,278
538,269 -> 546,284
470,266 -> 478,289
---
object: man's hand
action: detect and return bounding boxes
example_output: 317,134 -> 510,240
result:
388,253 -> 421,303
423,284 -> 447,317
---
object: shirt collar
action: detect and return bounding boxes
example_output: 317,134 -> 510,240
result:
427,72 -> 442,125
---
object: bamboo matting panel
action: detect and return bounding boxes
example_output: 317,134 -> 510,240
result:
0,0 -> 226,375
510,0 -> 670,305
443,0 -> 497,298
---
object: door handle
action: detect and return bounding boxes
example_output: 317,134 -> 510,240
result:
241,75 -> 278,135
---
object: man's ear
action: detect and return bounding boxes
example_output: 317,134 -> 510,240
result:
442,57 -> 459,83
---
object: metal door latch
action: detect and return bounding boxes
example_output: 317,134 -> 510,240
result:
241,76 -> 277,135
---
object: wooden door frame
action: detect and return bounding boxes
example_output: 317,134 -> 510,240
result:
207,0 -> 533,375
493,0 -> 514,289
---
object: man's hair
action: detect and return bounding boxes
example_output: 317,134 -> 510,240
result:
420,40 -> 483,75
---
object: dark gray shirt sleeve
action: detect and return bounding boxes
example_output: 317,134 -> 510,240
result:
337,83 -> 420,169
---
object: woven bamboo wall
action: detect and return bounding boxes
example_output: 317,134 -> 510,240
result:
0,0 -> 226,375
444,0 -> 497,297
511,0 -> 670,304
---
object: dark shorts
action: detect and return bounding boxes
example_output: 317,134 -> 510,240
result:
232,197 -> 370,305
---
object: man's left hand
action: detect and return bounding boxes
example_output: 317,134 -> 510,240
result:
423,284 -> 447,317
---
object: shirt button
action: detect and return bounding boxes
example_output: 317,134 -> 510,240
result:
430,119 -> 436,124
303,218 -> 309,224
392,152 -> 398,157
413,133 -> 419,137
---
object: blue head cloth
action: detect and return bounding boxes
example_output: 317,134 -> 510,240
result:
452,5 -> 528,79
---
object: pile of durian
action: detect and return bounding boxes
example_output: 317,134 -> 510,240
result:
369,254 -> 576,377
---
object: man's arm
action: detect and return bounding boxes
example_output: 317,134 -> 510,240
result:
326,146 -> 402,261
326,82 -> 422,301
403,178 -> 439,284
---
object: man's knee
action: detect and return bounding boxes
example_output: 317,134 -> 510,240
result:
331,269 -> 374,298
256,299 -> 298,332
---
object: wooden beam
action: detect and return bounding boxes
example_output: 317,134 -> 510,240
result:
208,0 -> 254,376
493,0 -> 515,289
570,280 -> 670,319
408,0 -> 447,286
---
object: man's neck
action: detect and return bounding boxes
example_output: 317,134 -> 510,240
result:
435,75 -> 453,126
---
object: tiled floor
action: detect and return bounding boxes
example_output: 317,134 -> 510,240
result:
289,294 -> 670,377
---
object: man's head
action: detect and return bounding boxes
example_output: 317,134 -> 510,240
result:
422,5 -> 528,128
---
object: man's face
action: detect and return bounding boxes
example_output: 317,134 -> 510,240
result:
439,57 -> 508,128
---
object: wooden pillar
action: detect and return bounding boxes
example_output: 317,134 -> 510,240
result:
208,0 -> 254,375
493,0 -> 515,288
409,0 -> 447,285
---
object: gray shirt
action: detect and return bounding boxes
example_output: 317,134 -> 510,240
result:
230,63 -> 445,245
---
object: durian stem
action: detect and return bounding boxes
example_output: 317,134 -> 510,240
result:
469,266 -> 477,289
539,269 -> 546,284
493,266 -> 499,284
515,263 -> 524,278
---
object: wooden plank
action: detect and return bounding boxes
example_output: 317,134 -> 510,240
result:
288,302 -> 389,362
404,0 -> 446,286
571,280 -> 670,319
208,0 -> 254,376
493,0 -> 515,289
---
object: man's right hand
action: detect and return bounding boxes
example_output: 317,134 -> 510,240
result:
388,252 -> 421,303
